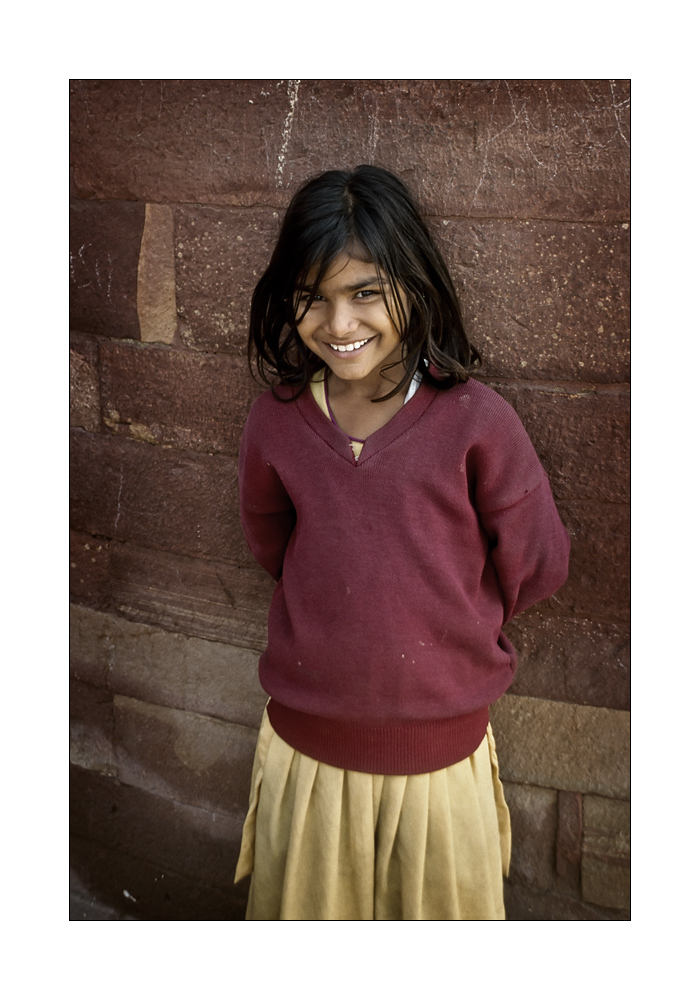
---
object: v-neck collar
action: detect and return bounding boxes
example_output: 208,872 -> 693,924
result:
296,374 -> 437,466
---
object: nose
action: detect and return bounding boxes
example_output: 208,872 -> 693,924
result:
325,299 -> 358,339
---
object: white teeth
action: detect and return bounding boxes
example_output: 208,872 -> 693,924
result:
330,339 -> 369,353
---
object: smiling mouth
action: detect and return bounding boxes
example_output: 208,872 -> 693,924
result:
328,338 -> 371,354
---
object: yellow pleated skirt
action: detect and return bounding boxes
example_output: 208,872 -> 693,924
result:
234,708 -> 511,920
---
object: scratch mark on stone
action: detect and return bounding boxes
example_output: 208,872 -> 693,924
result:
77,243 -> 88,279
470,81 -> 519,211
276,79 -> 300,187
609,80 -> 630,148
215,571 -> 236,608
106,251 -> 114,303
369,114 -> 379,158
363,92 -> 380,160
114,468 -> 124,532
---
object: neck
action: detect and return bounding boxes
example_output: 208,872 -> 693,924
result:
328,362 -> 409,403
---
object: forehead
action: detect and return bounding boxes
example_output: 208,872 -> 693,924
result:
302,252 -> 385,290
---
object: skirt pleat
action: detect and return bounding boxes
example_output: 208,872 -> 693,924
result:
234,708 -> 511,920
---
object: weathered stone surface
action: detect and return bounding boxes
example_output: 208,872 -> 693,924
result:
99,340 -> 262,456
556,791 -> 583,892
487,383 -> 630,502
69,430 -> 248,564
70,678 -> 116,776
114,696 -> 258,815
70,764 -> 244,893
71,80 -> 630,221
171,206 -> 629,375
110,542 -> 273,650
70,833 -> 246,920
137,204 -> 177,344
70,199 -> 144,339
174,205 -> 280,353
70,605 -> 267,728
70,530 -> 111,611
70,332 -> 101,431
504,881 -> 628,921
582,794 -> 630,910
490,694 -> 629,798
505,612 -> 630,710
70,604 -> 110,687
447,220 -> 630,383
543,501 -> 630,621
502,781 -> 557,891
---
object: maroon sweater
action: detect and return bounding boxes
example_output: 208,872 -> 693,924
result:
238,377 -> 570,774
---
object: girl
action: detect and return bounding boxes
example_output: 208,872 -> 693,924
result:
234,165 -> 570,920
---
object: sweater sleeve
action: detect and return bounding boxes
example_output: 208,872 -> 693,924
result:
471,396 -> 570,624
478,480 -> 570,623
238,406 -> 296,581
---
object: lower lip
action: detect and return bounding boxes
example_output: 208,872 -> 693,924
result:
327,339 -> 373,359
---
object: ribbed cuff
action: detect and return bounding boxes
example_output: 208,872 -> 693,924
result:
266,700 -> 490,775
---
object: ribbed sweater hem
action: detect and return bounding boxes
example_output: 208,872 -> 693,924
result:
266,699 -> 490,775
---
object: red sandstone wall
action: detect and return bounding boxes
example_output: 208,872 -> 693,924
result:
69,79 -> 630,920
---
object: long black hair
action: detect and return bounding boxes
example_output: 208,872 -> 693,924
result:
248,165 -> 482,401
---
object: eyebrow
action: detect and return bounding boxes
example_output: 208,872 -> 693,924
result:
297,276 -> 389,293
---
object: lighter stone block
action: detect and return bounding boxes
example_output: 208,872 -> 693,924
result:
69,719 -> 117,776
581,794 -> 630,910
490,694 -> 629,799
70,604 -> 267,728
137,204 -> 177,343
69,349 -> 100,431
113,694 -> 258,814
502,781 -> 557,891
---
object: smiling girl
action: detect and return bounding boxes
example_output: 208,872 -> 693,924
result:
234,165 -> 570,920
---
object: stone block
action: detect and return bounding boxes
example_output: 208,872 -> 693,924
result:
69,199 -> 144,339
70,603 -> 111,686
174,205 -> 281,354
505,612 -> 630,711
171,213 -> 628,374
70,332 -> 101,431
70,764 -> 244,893
137,204 -> 177,344
502,781 -> 557,891
504,882 -> 628,921
544,501 -> 630,621
446,220 -> 629,383
70,677 -> 116,776
69,605 -> 268,728
70,530 -> 111,611
70,80 -> 295,207
99,340 -> 262,456
556,791 -> 583,891
490,694 -> 630,798
582,794 -> 630,910
69,429 -> 248,564
113,695 -> 258,815
71,833 -> 246,920
70,80 -> 629,221
487,383 -> 629,503
110,542 -> 273,651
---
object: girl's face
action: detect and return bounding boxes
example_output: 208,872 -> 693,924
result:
294,253 -> 410,391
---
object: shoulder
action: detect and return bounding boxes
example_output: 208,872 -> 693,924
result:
244,383 -> 299,426
431,378 -> 525,438
431,379 -> 546,502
